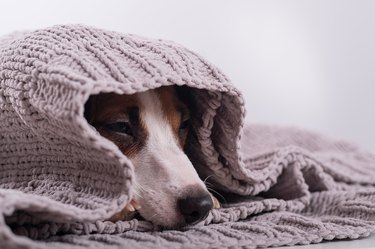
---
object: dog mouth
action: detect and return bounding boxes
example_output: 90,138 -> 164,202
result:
107,199 -> 142,222
107,194 -> 221,225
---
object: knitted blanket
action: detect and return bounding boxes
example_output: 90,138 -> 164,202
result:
1,24 -> 375,249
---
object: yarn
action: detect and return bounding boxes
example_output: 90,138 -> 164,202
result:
1,24 -> 375,249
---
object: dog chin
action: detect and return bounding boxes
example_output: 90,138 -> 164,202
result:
138,207 -> 186,229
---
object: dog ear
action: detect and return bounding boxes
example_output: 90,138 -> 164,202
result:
83,95 -> 97,124
175,85 -> 196,113
175,85 -> 199,155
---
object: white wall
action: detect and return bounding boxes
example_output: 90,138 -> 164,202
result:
1,0 -> 374,151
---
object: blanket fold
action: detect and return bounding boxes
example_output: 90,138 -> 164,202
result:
1,24 -> 375,249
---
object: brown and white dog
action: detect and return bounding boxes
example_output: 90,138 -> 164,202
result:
84,86 -> 220,228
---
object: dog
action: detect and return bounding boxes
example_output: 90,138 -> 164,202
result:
84,86 -> 220,228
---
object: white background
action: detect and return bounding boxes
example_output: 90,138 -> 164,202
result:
1,1 -> 374,248
1,0 -> 374,152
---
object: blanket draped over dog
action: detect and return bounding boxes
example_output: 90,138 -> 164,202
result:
1,25 -> 375,249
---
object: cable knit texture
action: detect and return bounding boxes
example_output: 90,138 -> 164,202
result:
1,24 -> 375,249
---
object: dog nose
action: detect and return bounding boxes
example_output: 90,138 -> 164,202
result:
177,194 -> 213,224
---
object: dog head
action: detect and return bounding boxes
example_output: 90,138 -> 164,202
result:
85,86 -> 213,228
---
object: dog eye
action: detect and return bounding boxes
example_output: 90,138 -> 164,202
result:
105,122 -> 133,136
179,119 -> 190,130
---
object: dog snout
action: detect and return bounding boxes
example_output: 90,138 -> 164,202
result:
177,194 -> 213,225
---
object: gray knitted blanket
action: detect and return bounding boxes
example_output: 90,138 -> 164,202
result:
1,25 -> 375,249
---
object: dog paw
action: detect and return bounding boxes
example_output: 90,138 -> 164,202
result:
107,199 -> 141,222
211,195 -> 221,209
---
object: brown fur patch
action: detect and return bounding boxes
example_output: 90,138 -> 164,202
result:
84,86 -> 191,158
155,86 -> 190,148
84,92 -> 147,158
